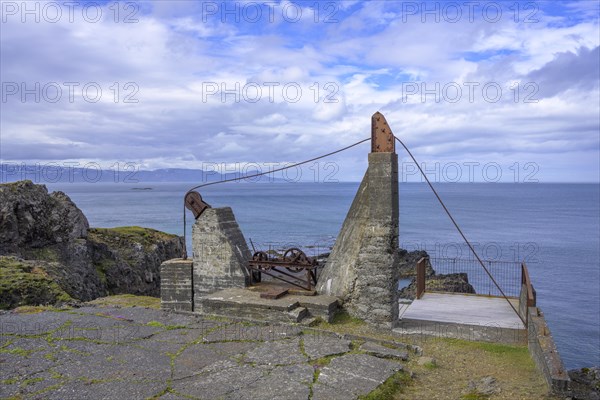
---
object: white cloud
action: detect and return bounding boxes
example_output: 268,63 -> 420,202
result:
0,0 -> 598,182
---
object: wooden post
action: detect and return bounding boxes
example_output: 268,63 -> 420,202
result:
416,257 -> 426,299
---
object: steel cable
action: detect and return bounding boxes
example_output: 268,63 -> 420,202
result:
182,137 -> 371,257
394,136 -> 526,326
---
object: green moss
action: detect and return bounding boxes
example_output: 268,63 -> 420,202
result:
311,354 -> 338,368
12,305 -> 60,314
30,382 -> 63,397
314,310 -> 366,333
331,310 -> 366,325
21,247 -> 60,263
1,377 -> 19,385
86,294 -> 160,309
423,361 -> 438,370
93,259 -> 113,285
21,377 -> 44,387
88,226 -> 178,248
359,371 -> 411,400
0,347 -> 36,357
0,256 -> 72,310
299,338 -> 308,357
146,320 -> 186,330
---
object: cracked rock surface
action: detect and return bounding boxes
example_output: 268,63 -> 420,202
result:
0,305 -> 408,399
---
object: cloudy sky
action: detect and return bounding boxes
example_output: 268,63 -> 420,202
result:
1,0 -> 599,182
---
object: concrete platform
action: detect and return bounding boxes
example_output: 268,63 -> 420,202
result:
394,293 -> 526,344
196,287 -> 340,323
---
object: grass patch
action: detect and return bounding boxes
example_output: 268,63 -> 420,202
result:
0,256 -> 72,310
0,347 -> 37,357
314,310 -> 368,336
21,377 -> 44,387
86,294 -> 160,309
331,310 -> 366,326
146,321 -> 186,330
311,354 -> 338,368
88,227 -> 179,248
12,305 -> 61,314
443,339 -> 531,364
398,337 -> 558,400
359,371 -> 412,400
21,247 -> 60,263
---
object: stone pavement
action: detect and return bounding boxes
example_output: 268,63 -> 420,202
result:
0,306 -> 408,400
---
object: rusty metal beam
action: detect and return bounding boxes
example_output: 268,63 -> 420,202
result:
371,111 -> 396,153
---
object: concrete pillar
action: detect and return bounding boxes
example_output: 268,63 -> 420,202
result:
160,258 -> 193,311
192,207 -> 251,303
317,112 -> 399,328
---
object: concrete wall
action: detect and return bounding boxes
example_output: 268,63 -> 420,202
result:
160,258 -> 193,311
527,306 -> 571,394
192,207 -> 251,303
317,152 -> 399,328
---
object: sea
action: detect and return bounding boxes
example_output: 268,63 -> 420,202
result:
44,181 -> 600,370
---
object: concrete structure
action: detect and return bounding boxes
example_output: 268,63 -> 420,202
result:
317,112 -> 400,328
197,287 -> 340,323
395,293 -> 526,344
527,306 -> 571,393
192,207 -> 251,303
160,258 -> 193,311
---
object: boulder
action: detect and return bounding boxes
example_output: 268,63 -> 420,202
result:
569,367 -> 600,400
0,181 -> 89,254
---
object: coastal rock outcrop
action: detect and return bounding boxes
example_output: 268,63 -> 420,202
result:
398,272 -> 476,299
569,367 -> 600,400
396,249 -> 434,278
0,180 -> 89,254
396,249 -> 476,299
88,227 -> 184,297
0,181 -> 185,308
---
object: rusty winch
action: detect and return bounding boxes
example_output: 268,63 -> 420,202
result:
249,248 -> 319,291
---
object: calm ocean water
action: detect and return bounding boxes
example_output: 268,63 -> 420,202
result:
45,181 -> 600,369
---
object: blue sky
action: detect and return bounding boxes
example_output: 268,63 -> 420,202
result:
1,0 -> 599,182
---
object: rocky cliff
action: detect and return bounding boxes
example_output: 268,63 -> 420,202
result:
0,181 -> 185,309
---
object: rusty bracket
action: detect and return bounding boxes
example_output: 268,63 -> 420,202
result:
371,111 -> 396,153
185,191 -> 211,219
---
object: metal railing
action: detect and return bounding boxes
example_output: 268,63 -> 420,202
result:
519,262 -> 537,325
428,257 -> 523,298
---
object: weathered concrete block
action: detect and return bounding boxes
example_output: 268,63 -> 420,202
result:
317,113 -> 400,328
192,207 -> 250,301
160,258 -> 193,311
527,306 -> 571,394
